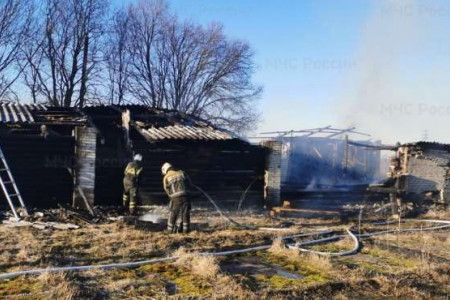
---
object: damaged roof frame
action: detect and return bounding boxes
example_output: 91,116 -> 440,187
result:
0,103 -> 236,142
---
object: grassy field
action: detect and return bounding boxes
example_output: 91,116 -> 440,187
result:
0,210 -> 449,299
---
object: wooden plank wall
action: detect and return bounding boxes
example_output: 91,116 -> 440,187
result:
73,126 -> 97,206
0,133 -> 74,208
131,139 -> 266,208
92,134 -> 265,208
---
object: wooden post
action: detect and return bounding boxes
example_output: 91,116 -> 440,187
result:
344,134 -> 349,171
402,147 -> 408,173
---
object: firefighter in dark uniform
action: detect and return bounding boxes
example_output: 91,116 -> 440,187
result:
161,162 -> 191,234
123,154 -> 143,215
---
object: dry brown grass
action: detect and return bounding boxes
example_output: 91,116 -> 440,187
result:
2,211 -> 450,299
269,238 -> 333,275
38,271 -> 78,300
302,252 -> 332,273
268,238 -> 333,273
372,274 -> 433,299
423,209 -> 450,219
0,250 -> 13,263
268,238 -> 292,257
173,247 -> 219,279
212,274 -> 257,300
13,229 -> 44,262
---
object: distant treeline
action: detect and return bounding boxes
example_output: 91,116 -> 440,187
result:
0,0 -> 261,132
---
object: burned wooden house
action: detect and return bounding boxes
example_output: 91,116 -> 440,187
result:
258,127 -> 383,191
0,103 -> 266,212
390,142 -> 450,204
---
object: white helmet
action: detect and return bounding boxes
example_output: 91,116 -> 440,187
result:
134,154 -> 143,162
161,162 -> 172,175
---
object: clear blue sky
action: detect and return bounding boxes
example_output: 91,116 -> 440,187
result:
115,0 -> 450,144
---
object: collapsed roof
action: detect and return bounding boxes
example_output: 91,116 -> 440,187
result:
0,103 -> 236,141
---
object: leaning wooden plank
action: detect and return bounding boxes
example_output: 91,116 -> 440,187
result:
77,186 -> 95,216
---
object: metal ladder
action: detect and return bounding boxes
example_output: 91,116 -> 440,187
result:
0,146 -> 28,221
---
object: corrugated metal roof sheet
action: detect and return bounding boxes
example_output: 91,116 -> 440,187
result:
0,103 -> 237,141
139,125 -> 233,141
0,103 -> 47,124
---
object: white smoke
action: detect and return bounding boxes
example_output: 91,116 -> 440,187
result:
335,0 -> 450,144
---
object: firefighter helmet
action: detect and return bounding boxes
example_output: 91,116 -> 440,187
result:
161,162 -> 172,175
134,154 -> 143,162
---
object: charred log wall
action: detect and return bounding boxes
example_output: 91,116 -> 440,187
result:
133,140 -> 265,207
0,133 -> 74,208
73,127 -> 97,206
93,132 -> 265,208
282,137 -> 381,188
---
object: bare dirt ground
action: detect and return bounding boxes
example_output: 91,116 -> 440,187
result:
0,208 -> 450,299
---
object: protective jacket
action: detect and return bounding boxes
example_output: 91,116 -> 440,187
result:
124,161 -> 143,187
163,169 -> 188,198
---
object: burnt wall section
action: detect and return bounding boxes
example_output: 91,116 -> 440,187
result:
406,157 -> 447,194
280,137 -> 381,189
73,126 -> 97,207
262,140 -> 282,207
131,138 -> 265,208
0,133 -> 74,208
400,145 -> 450,204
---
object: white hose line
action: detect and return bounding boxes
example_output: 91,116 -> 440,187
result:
286,219 -> 450,257
191,183 -> 257,230
358,224 -> 450,238
193,182 -> 309,232
358,218 -> 450,237
0,256 -> 179,280
2,220 -> 449,280
192,183 -> 315,232
404,218 -> 450,225
282,230 -> 334,240
287,229 -> 359,257
371,219 -> 450,226
0,230 -> 332,280
237,178 -> 258,211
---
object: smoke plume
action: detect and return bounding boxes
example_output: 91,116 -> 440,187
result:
336,0 -> 450,144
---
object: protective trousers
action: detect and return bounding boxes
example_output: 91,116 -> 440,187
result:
167,196 -> 191,233
123,182 -> 137,214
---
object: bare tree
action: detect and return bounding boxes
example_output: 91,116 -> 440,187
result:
105,8 -> 132,105
17,0 -> 261,132
162,21 -> 262,132
126,0 -> 168,108
20,0 -> 107,107
111,0 -> 261,133
0,0 -> 33,99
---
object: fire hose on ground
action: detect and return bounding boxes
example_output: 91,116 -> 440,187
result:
1,219 -> 450,280
1,184 -> 449,280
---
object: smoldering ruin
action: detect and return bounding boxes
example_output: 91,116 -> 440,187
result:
1,101 -> 450,299
1,0 -> 450,298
